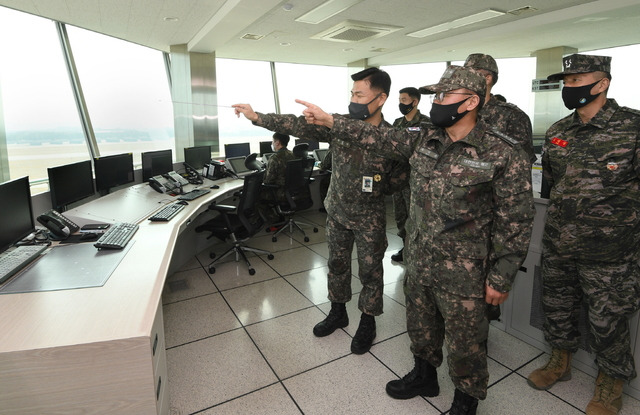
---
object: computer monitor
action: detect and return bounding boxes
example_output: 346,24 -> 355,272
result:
295,139 -> 319,151
224,143 -> 250,158
94,153 -> 134,193
259,141 -> 272,156
313,148 -> 329,163
184,145 -> 212,170
141,149 -> 173,182
226,156 -> 251,176
0,176 -> 34,252
47,160 -> 95,212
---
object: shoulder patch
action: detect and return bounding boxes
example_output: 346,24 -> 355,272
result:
488,128 -> 518,146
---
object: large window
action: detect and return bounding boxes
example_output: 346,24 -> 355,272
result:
584,44 -> 640,109
66,25 -> 174,166
0,8 -> 86,183
216,59 -> 276,156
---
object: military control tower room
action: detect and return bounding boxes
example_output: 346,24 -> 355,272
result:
1,1 -> 639,414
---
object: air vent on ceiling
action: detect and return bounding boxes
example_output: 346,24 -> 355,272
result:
311,20 -> 401,43
508,6 -> 537,16
241,33 -> 265,41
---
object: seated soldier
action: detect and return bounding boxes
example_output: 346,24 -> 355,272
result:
260,132 -> 296,226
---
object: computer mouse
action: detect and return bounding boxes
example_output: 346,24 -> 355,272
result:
210,184 -> 220,189
177,200 -> 189,205
80,232 -> 98,240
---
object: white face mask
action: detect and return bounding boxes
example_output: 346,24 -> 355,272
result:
271,143 -> 276,152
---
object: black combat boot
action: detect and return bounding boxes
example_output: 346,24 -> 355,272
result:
391,247 -> 404,262
350,313 -> 376,354
449,388 -> 478,415
313,302 -> 348,337
386,355 -> 440,399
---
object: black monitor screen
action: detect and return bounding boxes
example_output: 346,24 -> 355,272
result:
0,177 -> 34,252
184,145 -> 211,170
142,149 -> 173,181
94,153 -> 134,193
295,139 -> 319,151
48,160 -> 95,212
227,156 -> 250,175
224,143 -> 250,158
259,141 -> 272,156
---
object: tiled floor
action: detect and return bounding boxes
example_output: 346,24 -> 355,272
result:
161,207 -> 640,415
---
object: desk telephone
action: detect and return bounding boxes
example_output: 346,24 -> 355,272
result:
149,171 -> 189,193
37,210 -> 80,238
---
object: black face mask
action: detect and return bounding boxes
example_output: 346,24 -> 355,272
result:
349,94 -> 381,120
561,79 -> 602,110
399,102 -> 415,116
429,98 -> 470,128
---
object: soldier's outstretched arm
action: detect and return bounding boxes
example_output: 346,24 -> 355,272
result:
232,103 -> 259,122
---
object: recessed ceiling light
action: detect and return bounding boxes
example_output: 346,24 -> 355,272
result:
407,9 -> 505,38
280,42 -> 291,46
296,0 -> 363,24
163,17 -> 179,22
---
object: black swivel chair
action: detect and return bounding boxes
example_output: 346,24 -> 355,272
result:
244,152 -> 265,171
270,158 -> 319,242
195,170 -> 274,275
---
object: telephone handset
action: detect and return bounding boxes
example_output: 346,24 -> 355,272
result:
37,210 -> 80,238
149,175 -> 177,193
166,170 -> 189,186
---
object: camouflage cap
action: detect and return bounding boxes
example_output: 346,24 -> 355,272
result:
547,53 -> 612,81
463,53 -> 498,74
419,65 -> 486,97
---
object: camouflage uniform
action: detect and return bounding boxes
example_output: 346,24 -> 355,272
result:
318,146 -> 332,205
330,86 -> 534,398
391,110 -> 431,239
480,97 -> 536,164
253,113 -> 398,316
541,96 -> 640,380
263,147 -> 296,202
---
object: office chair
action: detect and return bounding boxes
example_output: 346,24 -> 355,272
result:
244,152 -> 265,171
292,142 -> 309,158
195,170 -> 274,275
269,158 -> 318,243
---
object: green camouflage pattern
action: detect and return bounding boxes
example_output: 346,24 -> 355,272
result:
547,53 -> 612,81
263,148 -> 296,201
419,65 -> 486,97
540,97 -> 640,381
254,112 -> 397,315
481,97 -> 536,164
464,53 -> 499,74
331,115 -> 534,297
405,277 -> 490,399
392,110 -> 431,238
541,254 -> 640,380
541,99 -> 640,262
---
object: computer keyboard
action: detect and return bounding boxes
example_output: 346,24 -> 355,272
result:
0,244 -> 48,284
94,222 -> 139,249
148,203 -> 185,222
178,188 -> 211,201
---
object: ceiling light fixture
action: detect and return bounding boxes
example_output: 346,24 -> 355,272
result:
283,3 -> 294,12
163,17 -> 179,22
295,0 -> 363,24
407,9 -> 505,38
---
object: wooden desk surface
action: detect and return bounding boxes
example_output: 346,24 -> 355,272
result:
0,177 -> 243,354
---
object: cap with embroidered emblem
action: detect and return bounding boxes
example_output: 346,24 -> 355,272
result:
547,53 -> 611,81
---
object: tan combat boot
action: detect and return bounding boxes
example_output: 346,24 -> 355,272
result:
585,371 -> 624,415
527,349 -> 572,390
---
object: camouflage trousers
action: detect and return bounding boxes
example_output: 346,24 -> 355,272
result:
405,276 -> 490,400
542,252 -> 640,380
325,215 -> 388,316
392,186 -> 410,240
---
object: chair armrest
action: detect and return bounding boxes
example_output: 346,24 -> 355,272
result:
210,204 -> 236,212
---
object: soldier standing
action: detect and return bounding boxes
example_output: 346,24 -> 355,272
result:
298,65 -> 534,415
390,87 -> 431,263
233,67 -> 399,355
527,54 -> 640,415
463,53 -> 536,164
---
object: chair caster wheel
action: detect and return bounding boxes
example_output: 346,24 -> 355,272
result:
304,236 -> 310,242
272,236 -> 277,242
249,268 -> 256,276
209,252 -> 216,259
313,227 -> 318,233
208,266 -> 216,274
267,254 -> 274,260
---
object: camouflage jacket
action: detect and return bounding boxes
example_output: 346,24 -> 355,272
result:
255,113 -> 400,230
387,111 -> 431,194
264,148 -> 295,187
541,98 -> 640,262
392,109 -> 431,129
481,95 -> 536,164
331,115 -> 535,297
